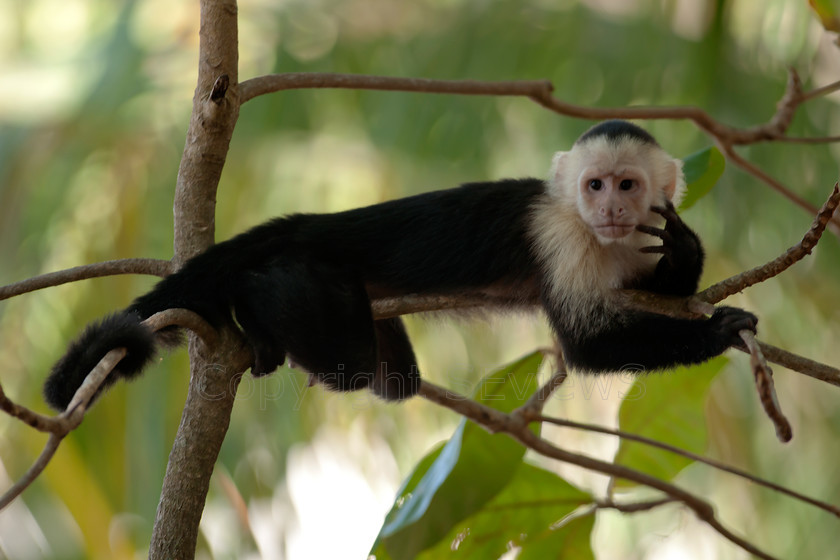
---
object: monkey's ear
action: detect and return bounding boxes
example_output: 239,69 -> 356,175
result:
663,157 -> 687,206
548,151 -> 570,195
550,151 -> 567,181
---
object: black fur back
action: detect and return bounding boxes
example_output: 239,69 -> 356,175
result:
44,313 -> 156,410
44,179 -> 547,408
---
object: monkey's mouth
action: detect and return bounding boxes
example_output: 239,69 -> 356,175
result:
594,223 -> 635,239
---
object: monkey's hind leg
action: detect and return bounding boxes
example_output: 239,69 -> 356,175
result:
372,317 -> 421,401
231,261 -> 380,394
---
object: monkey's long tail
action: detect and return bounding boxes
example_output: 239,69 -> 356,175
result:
43,220 -> 290,411
43,312 -> 158,411
43,252 -> 234,411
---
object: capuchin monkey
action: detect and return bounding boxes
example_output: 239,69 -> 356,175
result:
44,120 -> 757,410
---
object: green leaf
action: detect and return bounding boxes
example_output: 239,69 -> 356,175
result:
613,357 -> 727,487
518,513 -> 596,560
679,146 -> 725,211
372,352 -> 544,559
417,463 -> 594,560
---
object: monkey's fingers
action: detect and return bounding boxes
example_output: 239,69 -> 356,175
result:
650,203 -> 680,223
650,199 -> 675,211
712,307 -> 759,335
636,224 -> 668,239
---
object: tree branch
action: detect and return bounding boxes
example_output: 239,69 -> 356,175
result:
0,308 -> 220,512
417,379 -> 777,559
742,330 -> 792,442
149,0 -> 243,556
699,183 -> 840,303
0,258 -> 172,302
239,69 -> 840,235
532,415 -> 838,517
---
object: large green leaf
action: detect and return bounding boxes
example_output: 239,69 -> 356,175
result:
613,357 -> 727,487
518,513 -> 596,560
679,146 -> 725,211
372,352 -> 544,559
418,463 -> 594,559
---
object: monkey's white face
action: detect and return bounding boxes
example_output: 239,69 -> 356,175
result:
547,138 -> 684,246
576,165 -> 654,243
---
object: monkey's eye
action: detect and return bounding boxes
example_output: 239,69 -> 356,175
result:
619,179 -> 634,191
588,179 -> 603,191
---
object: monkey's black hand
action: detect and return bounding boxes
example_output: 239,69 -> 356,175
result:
636,200 -> 704,296
708,306 -> 758,349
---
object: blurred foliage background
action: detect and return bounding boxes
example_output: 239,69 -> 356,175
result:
0,0 -> 839,558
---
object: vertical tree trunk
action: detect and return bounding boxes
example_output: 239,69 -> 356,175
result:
149,0 -> 244,557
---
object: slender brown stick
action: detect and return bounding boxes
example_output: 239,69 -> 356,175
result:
0,384 -> 58,433
535,414 -> 838,517
700,183 -> 840,303
240,72 -> 554,103
759,342 -> 840,387
0,308 -> 219,512
0,349 -> 125,510
514,358 -> 568,419
513,428 -> 777,560
240,69 -> 831,151
0,258 -> 172,302
742,331 -> 792,442
239,70 -> 840,240
418,380 -> 777,559
721,147 -> 840,236
799,78 -> 840,102
597,497 -> 677,513
0,434 -> 62,510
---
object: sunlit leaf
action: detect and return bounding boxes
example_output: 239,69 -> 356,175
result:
417,463 -> 594,559
679,146 -> 725,211
372,352 -> 543,559
518,513 -> 596,560
613,357 -> 727,487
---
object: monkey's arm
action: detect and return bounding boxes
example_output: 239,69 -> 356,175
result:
558,306 -> 757,373
636,201 -> 704,296
558,200 -> 756,372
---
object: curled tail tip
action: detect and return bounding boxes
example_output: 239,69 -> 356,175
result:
44,312 -> 157,411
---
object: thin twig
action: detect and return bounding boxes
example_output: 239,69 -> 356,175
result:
417,379 -> 777,560
700,183 -> 840,303
239,71 -> 840,239
0,348 -> 125,511
372,293 -> 533,319
774,135 -> 840,144
799,78 -> 840,102
0,308 -> 220,512
759,342 -> 840,387
721,145 -> 828,227
597,497 -> 677,514
239,72 -> 554,103
0,258 -> 172,302
512,428 -> 778,560
0,384 -> 58,433
742,330 -> 793,442
514,360 -> 568,420
534,415 -> 838,517
0,434 -> 62,510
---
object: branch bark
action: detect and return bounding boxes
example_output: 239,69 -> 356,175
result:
417,380 -> 778,560
0,258 -> 171,302
148,0 -> 243,556
2,13 -> 838,557
239,70 -> 840,236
